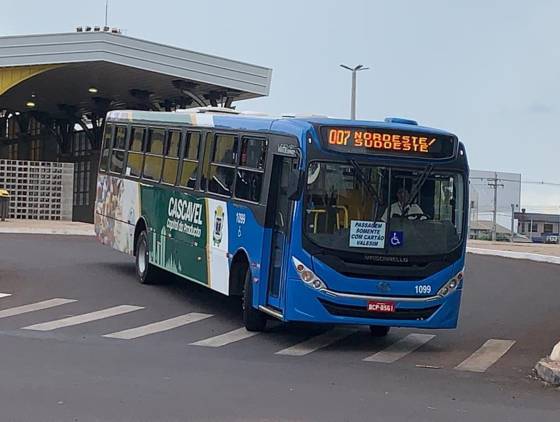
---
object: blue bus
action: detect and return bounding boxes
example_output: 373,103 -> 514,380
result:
95,108 -> 469,335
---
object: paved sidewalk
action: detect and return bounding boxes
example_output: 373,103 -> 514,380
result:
0,219 -> 94,236
467,239 -> 560,265
468,239 -> 560,257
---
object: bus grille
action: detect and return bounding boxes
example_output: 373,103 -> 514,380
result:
318,299 -> 439,320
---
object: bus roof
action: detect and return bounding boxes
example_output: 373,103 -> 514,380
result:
106,109 -> 456,138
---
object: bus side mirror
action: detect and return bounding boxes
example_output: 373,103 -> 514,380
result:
287,169 -> 304,200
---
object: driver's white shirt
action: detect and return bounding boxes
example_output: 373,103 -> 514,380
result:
381,202 -> 424,222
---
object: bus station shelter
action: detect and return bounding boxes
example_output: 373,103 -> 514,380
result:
0,31 -> 272,221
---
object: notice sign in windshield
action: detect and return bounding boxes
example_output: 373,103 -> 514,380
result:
349,221 -> 386,248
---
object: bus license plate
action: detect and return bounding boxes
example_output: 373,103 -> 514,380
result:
367,301 -> 395,313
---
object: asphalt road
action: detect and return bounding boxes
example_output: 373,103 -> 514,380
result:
0,234 -> 558,422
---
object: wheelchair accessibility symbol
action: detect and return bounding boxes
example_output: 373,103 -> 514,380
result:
389,231 -> 403,247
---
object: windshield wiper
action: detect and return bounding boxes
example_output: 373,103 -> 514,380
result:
349,160 -> 382,220
349,160 -> 379,198
406,164 -> 433,209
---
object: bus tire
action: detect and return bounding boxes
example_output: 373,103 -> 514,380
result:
369,325 -> 390,337
242,269 -> 267,332
135,230 -> 159,285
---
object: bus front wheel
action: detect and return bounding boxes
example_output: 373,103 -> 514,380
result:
369,325 -> 390,337
135,230 -> 159,284
242,269 -> 267,332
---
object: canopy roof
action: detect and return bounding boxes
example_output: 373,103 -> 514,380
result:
0,31 -> 272,118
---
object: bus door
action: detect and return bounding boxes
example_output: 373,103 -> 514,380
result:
266,154 -> 299,311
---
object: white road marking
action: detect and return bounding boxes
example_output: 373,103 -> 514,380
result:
363,333 -> 436,363
0,298 -> 76,319
190,327 -> 260,347
103,312 -> 213,340
22,305 -> 143,331
455,339 -> 516,372
275,328 -> 357,356
0,293 -> 11,299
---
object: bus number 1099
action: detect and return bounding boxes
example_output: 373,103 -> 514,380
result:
415,285 -> 432,295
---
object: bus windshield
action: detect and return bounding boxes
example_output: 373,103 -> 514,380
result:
304,161 -> 466,256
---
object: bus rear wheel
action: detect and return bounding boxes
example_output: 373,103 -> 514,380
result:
369,325 -> 390,337
135,230 -> 159,284
242,269 -> 267,332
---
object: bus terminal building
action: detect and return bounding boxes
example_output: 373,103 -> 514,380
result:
0,31 -> 271,222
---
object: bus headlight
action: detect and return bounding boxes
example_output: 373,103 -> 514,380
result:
292,257 -> 327,291
437,269 -> 464,297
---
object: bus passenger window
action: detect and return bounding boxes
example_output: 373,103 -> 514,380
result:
208,165 -> 234,196
109,126 -> 127,175
142,128 -> 165,181
130,127 -> 145,152
126,127 -> 145,178
239,137 -> 267,169
235,137 -> 267,202
185,132 -> 200,160
99,124 -> 114,172
208,133 -> 238,196
113,126 -> 127,149
179,132 -> 200,189
212,134 -> 239,165
161,130 -> 181,185
235,170 -> 263,202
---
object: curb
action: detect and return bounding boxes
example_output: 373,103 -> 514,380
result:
0,228 -> 94,236
535,358 -> 560,386
467,247 -> 560,265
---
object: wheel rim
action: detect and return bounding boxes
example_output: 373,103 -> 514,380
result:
138,238 -> 147,274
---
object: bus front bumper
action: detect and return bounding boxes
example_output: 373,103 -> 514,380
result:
285,279 -> 462,329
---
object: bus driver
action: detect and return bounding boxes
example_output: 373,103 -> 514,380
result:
381,187 -> 425,221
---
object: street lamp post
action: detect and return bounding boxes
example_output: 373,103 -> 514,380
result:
340,64 -> 369,120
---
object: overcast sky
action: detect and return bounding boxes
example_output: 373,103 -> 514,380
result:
1,0 -> 559,211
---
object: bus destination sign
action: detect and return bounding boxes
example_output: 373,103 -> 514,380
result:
321,127 -> 456,159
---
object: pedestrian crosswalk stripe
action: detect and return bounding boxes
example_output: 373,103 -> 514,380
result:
103,312 -> 213,339
190,327 -> 259,347
275,328 -> 357,356
22,305 -> 144,331
454,339 -> 516,373
363,333 -> 436,363
0,298 -> 76,319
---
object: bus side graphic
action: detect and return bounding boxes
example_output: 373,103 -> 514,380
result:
95,174 -> 263,295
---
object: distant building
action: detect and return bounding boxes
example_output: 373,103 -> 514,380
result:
468,170 -> 521,240
469,220 -> 512,241
515,211 -> 560,243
